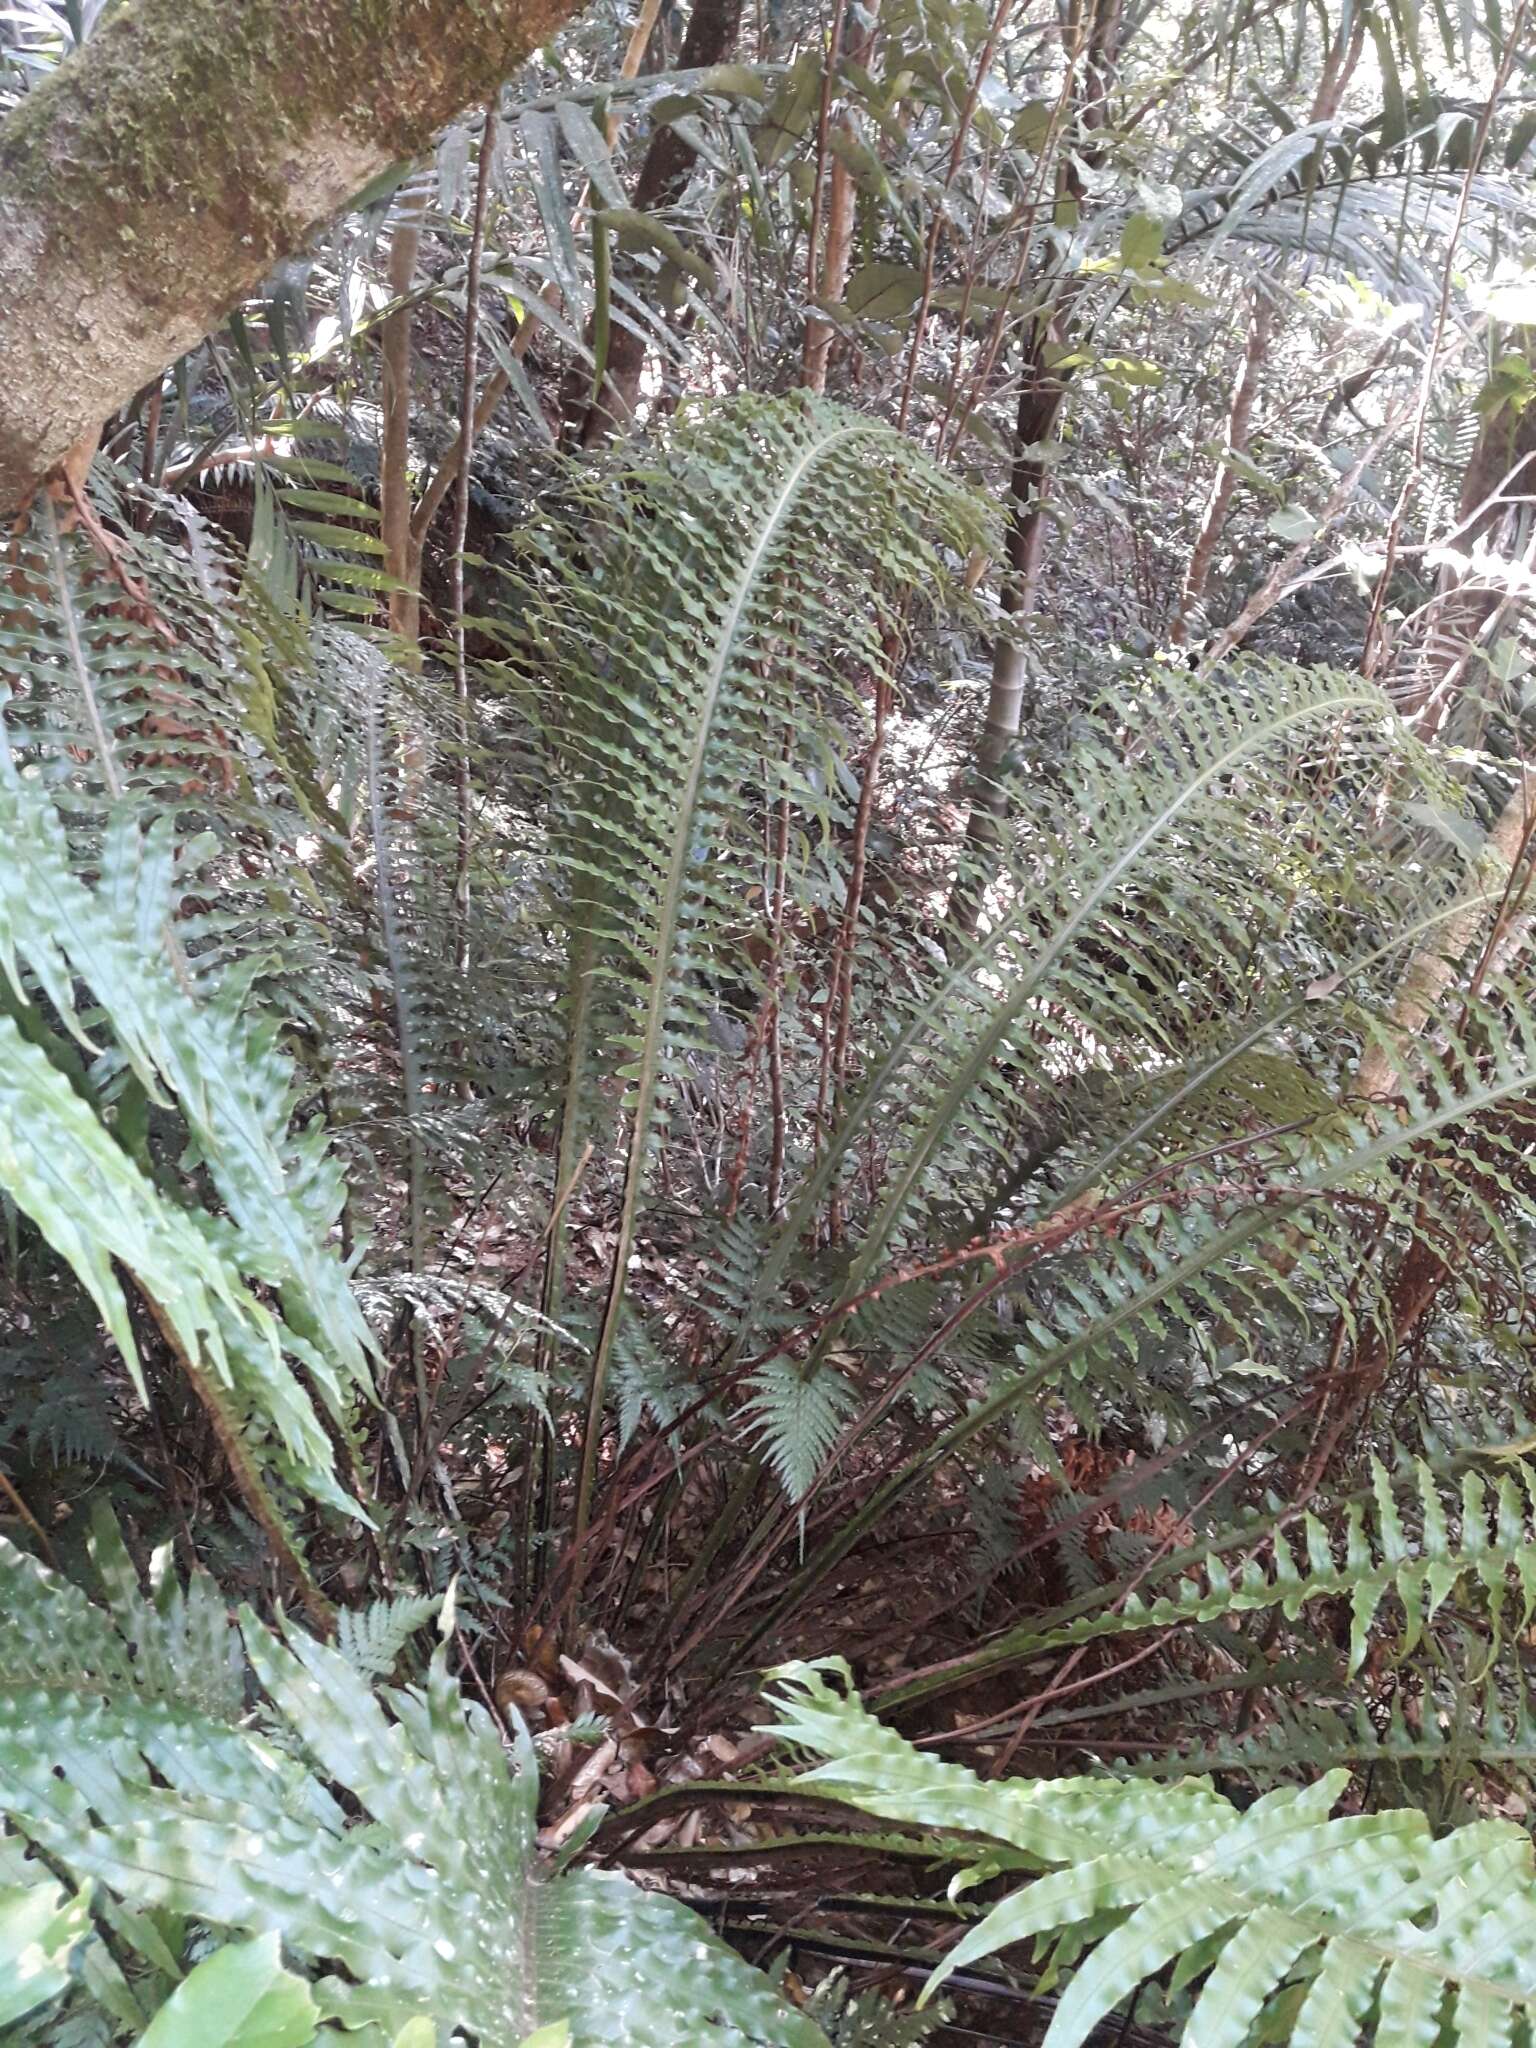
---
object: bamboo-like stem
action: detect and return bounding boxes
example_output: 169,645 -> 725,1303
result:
450,106 -> 499,980
412,0 -> 670,523
939,0 -> 1118,945
825,672 -> 891,1243
941,321 -> 1063,949
1399,343 -> 1536,734
803,0 -> 884,392
1168,16 -> 1360,648
579,0 -> 745,442
1167,291 -> 1276,646
608,0 -> 665,142
0,1466 -> 56,1565
800,0 -> 850,387
380,181 -> 429,646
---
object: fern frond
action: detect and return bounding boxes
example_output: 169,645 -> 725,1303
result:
612,1311 -> 709,1449
805,1970 -> 950,2044
1122,1677 -> 1536,1788
884,1445 -> 1536,1708
0,774 -> 372,1513
736,661 -> 1414,1347
766,1659 -> 1536,2048
0,1512 -> 243,1720
0,1538 -> 829,2048
523,393 -> 989,1531
335,1591 -> 442,1680
0,482 -> 251,826
748,1354 -> 861,1503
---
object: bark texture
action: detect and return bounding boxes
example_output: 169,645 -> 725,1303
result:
0,0 -> 577,511
943,339 -> 1066,948
803,0 -> 883,393
380,184 -> 430,646
942,0 -> 1121,947
1167,293 -> 1275,646
1402,368 -> 1536,733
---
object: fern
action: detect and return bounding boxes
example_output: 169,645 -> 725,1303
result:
0,483 -> 252,831
0,771 -> 371,1520
611,1311 -> 709,1449
1121,1677 -> 1536,1789
766,1658 -> 1536,2048
804,1971 -> 949,2045
882,1444 -> 1536,1708
0,1532 -> 830,2047
729,658 -> 1433,1380
521,392 -> 990,1534
0,1880 -> 90,2032
0,1504 -> 244,1718
335,1590 -> 443,1679
749,1353 -> 860,1503
0,1308 -> 128,1472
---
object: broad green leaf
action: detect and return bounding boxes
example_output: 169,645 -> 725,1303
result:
136,1933 -> 318,2048
756,51 -> 822,167
1120,213 -> 1165,268
841,261 -> 924,321
1268,505 -> 1319,542
695,62 -> 766,97
595,207 -> 715,286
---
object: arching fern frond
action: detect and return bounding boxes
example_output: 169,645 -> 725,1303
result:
1122,1671 -> 1536,1791
883,1442 -> 1536,1708
520,393 -> 990,1534
766,1658 -> 1536,2048
0,772 -> 373,1517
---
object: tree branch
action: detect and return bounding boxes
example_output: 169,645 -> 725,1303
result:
0,0 -> 585,511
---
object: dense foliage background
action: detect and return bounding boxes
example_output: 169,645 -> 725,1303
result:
2,0 -> 1536,2039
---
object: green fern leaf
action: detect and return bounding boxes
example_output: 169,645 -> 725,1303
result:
764,1660 -> 1536,2047
0,1879 -> 91,2030
523,393 -> 989,1533
335,1592 -> 442,1680
0,1539 -> 829,2048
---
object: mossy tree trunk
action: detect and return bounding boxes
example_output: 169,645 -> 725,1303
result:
0,0 -> 579,513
